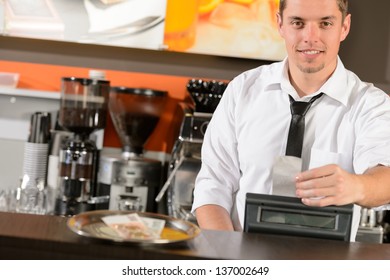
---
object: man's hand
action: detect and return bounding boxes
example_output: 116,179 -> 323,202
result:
295,164 -> 364,207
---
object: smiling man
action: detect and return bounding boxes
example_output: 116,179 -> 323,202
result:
191,0 -> 390,241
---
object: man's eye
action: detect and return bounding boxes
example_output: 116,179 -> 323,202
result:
291,21 -> 303,28
321,21 -> 333,28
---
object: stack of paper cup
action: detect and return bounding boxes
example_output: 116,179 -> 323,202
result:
22,142 -> 50,188
22,112 -> 51,189
18,112 -> 51,214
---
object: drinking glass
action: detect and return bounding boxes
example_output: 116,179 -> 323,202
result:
163,0 -> 200,51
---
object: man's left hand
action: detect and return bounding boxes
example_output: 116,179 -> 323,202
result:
295,164 -> 364,207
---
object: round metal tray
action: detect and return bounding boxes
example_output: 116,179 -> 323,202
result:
67,210 -> 201,245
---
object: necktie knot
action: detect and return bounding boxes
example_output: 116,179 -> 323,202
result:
290,101 -> 312,116
289,93 -> 324,116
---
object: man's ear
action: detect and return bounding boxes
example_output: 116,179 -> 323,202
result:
277,12 -> 284,37
340,14 -> 351,42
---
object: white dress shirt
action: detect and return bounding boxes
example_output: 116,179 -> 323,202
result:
192,57 -> 390,241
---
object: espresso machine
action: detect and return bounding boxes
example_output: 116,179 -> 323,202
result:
355,207 -> 390,243
101,87 -> 167,213
156,79 -> 228,222
54,77 -> 110,216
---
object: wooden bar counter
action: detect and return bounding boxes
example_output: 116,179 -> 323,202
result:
0,211 -> 389,260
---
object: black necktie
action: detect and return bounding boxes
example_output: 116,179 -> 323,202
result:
285,93 -> 324,158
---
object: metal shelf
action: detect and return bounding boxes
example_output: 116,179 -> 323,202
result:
0,87 -> 60,99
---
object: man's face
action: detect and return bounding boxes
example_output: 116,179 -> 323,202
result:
277,0 -> 350,76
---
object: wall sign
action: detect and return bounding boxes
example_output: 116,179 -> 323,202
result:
0,0 -> 286,61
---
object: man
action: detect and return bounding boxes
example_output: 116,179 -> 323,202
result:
191,0 -> 390,241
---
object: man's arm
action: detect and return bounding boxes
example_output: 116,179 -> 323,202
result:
195,204 -> 234,231
354,165 -> 390,207
295,164 -> 390,208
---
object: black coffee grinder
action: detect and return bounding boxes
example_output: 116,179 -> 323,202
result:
54,77 -> 110,216
107,87 -> 167,213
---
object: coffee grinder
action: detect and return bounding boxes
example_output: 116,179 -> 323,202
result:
107,87 -> 167,213
54,77 -> 110,216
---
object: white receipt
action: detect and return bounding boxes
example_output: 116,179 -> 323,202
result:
271,156 -> 302,197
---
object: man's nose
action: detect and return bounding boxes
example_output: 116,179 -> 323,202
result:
302,23 -> 320,43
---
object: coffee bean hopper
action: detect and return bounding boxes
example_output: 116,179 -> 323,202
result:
102,87 -> 167,213
156,79 -> 228,222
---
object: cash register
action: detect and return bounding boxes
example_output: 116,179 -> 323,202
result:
244,193 -> 353,242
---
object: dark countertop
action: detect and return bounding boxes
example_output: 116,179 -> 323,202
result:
1,211 -> 390,260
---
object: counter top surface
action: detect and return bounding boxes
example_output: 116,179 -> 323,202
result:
1,211 -> 389,260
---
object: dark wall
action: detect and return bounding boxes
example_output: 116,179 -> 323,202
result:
339,0 -> 390,89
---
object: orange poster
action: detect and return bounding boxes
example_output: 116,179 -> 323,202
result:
163,0 -> 286,61
1,0 -> 285,61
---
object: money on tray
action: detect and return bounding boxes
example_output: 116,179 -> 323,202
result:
101,213 -> 166,240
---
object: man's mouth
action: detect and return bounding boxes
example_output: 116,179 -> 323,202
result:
298,50 -> 323,55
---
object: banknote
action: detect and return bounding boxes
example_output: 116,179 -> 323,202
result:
102,213 -> 165,240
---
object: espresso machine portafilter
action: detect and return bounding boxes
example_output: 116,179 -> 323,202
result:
54,77 -> 110,216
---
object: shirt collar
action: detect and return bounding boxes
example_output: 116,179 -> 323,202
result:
265,56 -> 349,106
263,57 -> 288,92
318,56 -> 349,106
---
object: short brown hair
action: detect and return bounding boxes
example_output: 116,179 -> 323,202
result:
279,0 -> 349,21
